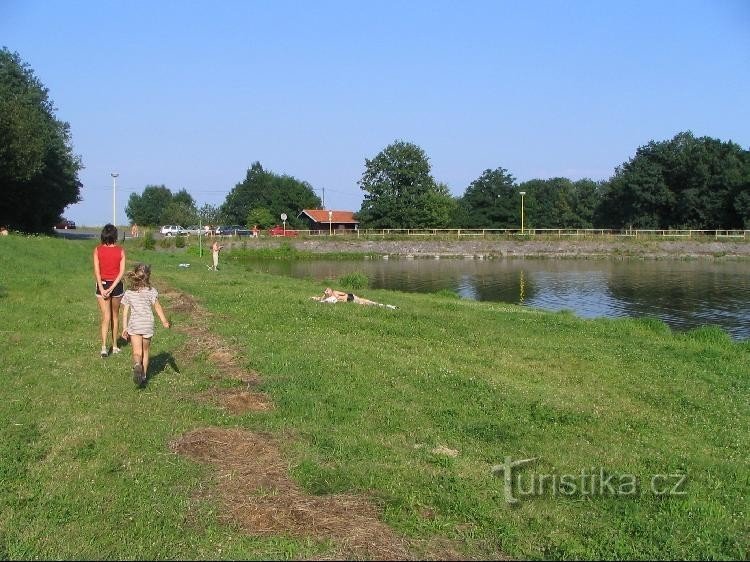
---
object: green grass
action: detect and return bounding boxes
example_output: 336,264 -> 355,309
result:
0,234 -> 748,560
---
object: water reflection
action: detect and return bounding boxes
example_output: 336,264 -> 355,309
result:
243,257 -> 750,340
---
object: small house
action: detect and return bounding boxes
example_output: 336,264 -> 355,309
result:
298,209 -> 359,233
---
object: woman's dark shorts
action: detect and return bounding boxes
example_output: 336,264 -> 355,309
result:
96,280 -> 124,298
347,293 -> 354,302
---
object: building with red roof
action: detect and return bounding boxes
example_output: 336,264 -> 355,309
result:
298,209 -> 359,233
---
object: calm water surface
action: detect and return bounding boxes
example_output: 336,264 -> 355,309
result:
244,258 -> 750,340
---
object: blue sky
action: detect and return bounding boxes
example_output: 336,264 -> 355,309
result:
2,0 -> 749,226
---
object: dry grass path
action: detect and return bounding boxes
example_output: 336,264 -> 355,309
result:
160,283 -> 470,560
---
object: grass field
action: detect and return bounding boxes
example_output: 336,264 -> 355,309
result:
0,234 -> 748,559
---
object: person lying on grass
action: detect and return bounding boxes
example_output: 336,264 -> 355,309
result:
311,287 -> 397,309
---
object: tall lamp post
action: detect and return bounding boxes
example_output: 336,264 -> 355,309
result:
198,205 -> 203,258
328,210 -> 333,236
111,172 -> 119,227
519,191 -> 526,234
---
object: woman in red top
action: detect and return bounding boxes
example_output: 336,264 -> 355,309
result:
93,224 -> 126,357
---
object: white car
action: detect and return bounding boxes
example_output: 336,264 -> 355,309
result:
160,225 -> 185,236
183,225 -> 203,235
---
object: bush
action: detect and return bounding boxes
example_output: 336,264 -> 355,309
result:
159,237 -> 173,249
434,288 -> 460,299
338,271 -> 369,291
140,232 -> 156,250
185,244 -> 202,256
175,236 -> 186,248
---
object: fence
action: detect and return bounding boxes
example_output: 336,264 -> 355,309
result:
289,228 -> 749,240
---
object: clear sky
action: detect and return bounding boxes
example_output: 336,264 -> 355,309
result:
2,0 -> 749,226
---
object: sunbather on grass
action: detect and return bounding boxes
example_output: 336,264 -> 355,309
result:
311,287 -> 397,309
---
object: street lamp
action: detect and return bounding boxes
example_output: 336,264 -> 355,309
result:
328,210 -> 333,236
519,191 -> 526,234
198,205 -> 203,258
111,172 -> 119,227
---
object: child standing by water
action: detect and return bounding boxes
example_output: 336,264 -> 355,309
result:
121,264 -> 170,387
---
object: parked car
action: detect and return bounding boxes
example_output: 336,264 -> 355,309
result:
183,225 -> 204,235
55,219 -> 76,229
160,225 -> 185,236
267,224 -> 298,237
215,225 -> 252,236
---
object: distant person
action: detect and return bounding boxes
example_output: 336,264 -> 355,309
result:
130,224 -> 139,238
312,287 -> 397,309
211,240 -> 224,271
94,224 -> 126,357
0,226 -> 8,236
252,224 -> 259,238
121,263 -> 170,387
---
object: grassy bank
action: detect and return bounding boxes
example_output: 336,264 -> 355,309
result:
0,234 -> 748,559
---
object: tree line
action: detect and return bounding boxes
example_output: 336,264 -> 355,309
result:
2,48 -> 749,233
361,136 -> 750,231
121,134 -> 750,232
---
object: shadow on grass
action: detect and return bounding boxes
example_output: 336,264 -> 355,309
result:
145,352 -> 180,386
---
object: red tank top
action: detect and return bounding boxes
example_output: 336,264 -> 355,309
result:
97,244 -> 123,280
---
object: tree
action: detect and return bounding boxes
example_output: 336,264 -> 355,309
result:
415,182 -> 456,228
0,48 -> 82,233
358,140 -> 449,228
161,201 -> 196,226
518,178 -> 579,228
596,158 -> 673,228
596,132 -> 750,229
125,185 -> 173,226
198,203 -> 220,228
220,162 -> 321,227
247,207 -> 275,229
458,167 -> 518,228
161,189 -> 197,225
171,189 -> 196,210
569,179 -> 602,228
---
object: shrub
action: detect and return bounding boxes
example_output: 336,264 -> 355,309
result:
434,288 -> 460,299
140,232 -> 156,250
175,236 -> 186,248
159,237 -> 173,249
338,271 -> 369,290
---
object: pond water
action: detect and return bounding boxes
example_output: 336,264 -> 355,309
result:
243,257 -> 750,340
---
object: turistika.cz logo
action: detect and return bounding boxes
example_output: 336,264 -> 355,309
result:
491,457 -> 688,504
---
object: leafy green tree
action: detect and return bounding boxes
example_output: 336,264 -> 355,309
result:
125,185 -> 173,226
220,162 -> 321,227
358,140 -> 450,228
161,201 -> 196,226
520,178 -> 572,229
0,48 -> 82,233
596,158 -> 673,228
247,207 -> 275,229
160,189 -> 197,225
172,189 -> 196,210
735,191 -> 750,229
457,167 -> 518,228
596,132 -> 750,229
198,203 -> 220,228
569,179 -> 602,228
413,182 -> 456,228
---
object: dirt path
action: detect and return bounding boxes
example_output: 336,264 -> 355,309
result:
160,284 -> 470,560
